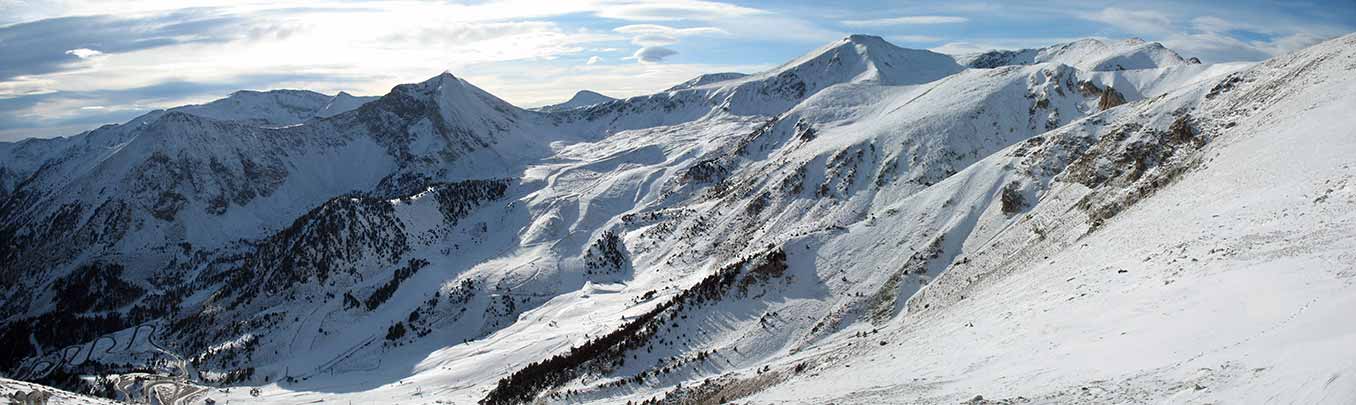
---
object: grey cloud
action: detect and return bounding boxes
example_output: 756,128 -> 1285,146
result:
0,10 -> 252,81
631,46 -> 678,63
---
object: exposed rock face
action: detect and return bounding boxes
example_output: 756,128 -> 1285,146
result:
1079,80 -> 1128,111
1000,181 -> 1026,214
1098,86 -> 1128,110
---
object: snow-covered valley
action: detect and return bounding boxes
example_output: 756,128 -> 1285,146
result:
1,34 -> 1353,404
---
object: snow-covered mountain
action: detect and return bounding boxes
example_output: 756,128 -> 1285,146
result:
171,89 -> 378,127
956,37 -> 1189,71
0,89 -> 377,200
534,90 -> 617,112
1,33 -> 1353,405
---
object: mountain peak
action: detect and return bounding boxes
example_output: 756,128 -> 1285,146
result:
565,90 -> 613,105
170,89 -> 340,127
534,90 -> 616,112
373,71 -> 522,134
428,71 -> 459,85
842,34 -> 888,44
766,33 -> 962,86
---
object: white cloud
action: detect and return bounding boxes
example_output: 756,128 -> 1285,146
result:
1190,16 -> 1241,34
1159,31 -> 1326,63
1082,8 -> 1174,36
64,48 -> 104,59
614,23 -> 726,47
1077,6 -> 1342,63
890,35 -> 943,43
594,0 -> 764,22
613,24 -> 726,36
629,34 -> 677,46
598,2 -> 838,44
841,16 -> 967,27
628,46 -> 678,63
586,55 -> 602,65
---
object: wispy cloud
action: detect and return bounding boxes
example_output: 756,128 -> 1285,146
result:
614,23 -> 726,46
0,10 -> 251,81
594,0 -> 765,21
1077,5 -> 1346,63
841,16 -> 968,26
890,35 -> 944,43
1082,8 -> 1173,36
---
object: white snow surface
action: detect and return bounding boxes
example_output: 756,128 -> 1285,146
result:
2,34 -> 1353,405
1,377 -> 123,404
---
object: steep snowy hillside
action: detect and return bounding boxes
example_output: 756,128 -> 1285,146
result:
744,32 -> 1356,404
535,90 -> 618,112
0,72 -> 560,383
1,33 -> 1349,405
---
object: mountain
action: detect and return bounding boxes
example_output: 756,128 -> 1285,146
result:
0,89 -> 377,200
546,34 -> 965,136
745,32 -> 1356,404
171,89 -> 377,127
1,33 -> 1353,405
955,37 -> 1189,71
534,90 -> 617,112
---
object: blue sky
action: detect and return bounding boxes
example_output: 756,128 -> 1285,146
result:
0,0 -> 1352,141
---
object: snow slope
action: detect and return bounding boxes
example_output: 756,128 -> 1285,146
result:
0,33 -> 1349,405
748,33 -> 1356,403
1,377 -> 124,404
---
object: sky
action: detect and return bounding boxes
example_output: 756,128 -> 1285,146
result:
0,0 -> 1352,141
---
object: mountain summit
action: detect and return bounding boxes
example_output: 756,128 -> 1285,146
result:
535,90 -> 617,112
758,34 -> 963,86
